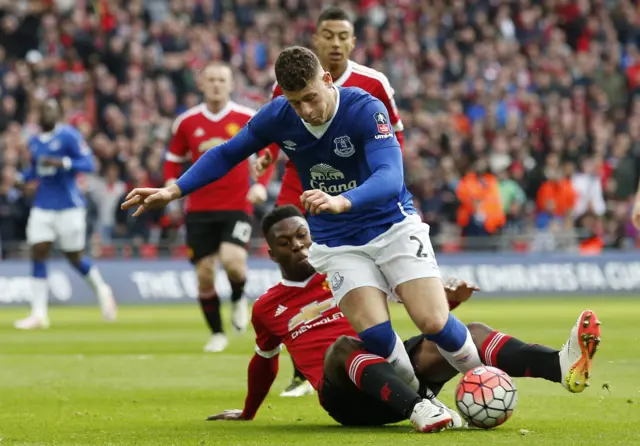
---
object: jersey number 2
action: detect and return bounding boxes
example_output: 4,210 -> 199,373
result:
409,235 -> 429,258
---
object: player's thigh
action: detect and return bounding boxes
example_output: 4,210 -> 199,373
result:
55,208 -> 87,252
317,374 -> 405,426
218,212 -> 251,271
375,215 -> 449,331
185,215 -> 222,265
375,214 -> 442,291
26,208 -> 57,247
308,244 -> 390,331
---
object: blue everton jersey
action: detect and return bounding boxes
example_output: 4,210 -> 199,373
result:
176,87 -> 416,246
26,124 -> 95,210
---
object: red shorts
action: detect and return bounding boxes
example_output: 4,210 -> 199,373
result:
275,161 -> 305,212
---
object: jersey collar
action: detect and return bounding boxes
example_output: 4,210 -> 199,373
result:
333,60 -> 353,86
281,273 -> 317,288
200,101 -> 233,122
300,86 -> 340,139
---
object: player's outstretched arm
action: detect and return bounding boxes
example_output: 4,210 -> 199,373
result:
207,310 -> 282,421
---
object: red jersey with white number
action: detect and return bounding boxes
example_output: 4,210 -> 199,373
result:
252,273 -> 358,389
266,60 -> 404,211
164,101 -> 269,214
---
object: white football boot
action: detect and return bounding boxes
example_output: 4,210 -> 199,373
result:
280,377 -> 315,397
203,333 -> 228,353
559,309 -> 601,393
429,396 -> 465,428
409,399 -> 453,433
14,315 -> 50,330
231,297 -> 248,333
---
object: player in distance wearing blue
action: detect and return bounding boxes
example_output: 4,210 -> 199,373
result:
122,47 -> 482,430
14,99 -> 117,330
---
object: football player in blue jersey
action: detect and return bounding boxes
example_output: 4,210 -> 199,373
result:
122,47 -> 482,431
14,99 -> 117,330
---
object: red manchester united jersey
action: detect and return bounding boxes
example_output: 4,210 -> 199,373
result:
164,101 -> 270,214
265,61 -> 404,211
251,273 -> 357,388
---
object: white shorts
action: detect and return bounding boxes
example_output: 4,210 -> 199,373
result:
26,207 -> 87,252
308,214 -> 441,304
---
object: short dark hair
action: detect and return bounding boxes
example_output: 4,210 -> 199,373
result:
317,6 -> 351,27
275,46 -> 322,92
261,205 -> 306,238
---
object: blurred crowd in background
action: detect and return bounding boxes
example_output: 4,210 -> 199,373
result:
2,0 -> 640,257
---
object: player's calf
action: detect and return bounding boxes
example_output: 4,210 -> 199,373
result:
325,336 -> 453,432
15,242 -> 51,329
65,251 -> 117,322
219,242 -> 249,333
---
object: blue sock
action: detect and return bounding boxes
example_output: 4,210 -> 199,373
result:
73,257 -> 93,276
32,261 -> 47,279
424,313 -> 468,352
358,320 -> 396,358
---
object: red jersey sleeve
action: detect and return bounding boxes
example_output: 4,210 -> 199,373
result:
252,299 -> 282,357
163,118 -> 190,182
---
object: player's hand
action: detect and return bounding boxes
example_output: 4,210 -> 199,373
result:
252,151 -> 274,180
300,190 -> 352,215
633,198 -> 640,230
206,409 -> 247,421
444,278 -> 480,303
246,183 -> 268,204
39,156 -> 64,168
121,184 -> 182,217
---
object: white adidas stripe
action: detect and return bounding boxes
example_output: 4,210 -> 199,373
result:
348,354 -> 381,383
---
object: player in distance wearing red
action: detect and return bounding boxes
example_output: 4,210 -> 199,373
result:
257,5 -> 405,397
208,206 -> 601,429
164,62 -> 273,353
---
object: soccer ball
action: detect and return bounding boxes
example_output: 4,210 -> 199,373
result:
455,365 -> 518,429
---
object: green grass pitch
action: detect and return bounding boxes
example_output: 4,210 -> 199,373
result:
1,298 -> 639,445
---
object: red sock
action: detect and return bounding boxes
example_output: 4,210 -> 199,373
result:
479,331 -> 560,382
346,350 -> 420,418
480,331 -> 512,367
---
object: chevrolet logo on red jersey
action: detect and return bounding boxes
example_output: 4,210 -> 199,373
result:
287,297 -> 336,331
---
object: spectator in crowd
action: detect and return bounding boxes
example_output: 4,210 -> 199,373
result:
2,0 -> 640,254
0,164 -> 30,258
456,155 -> 506,246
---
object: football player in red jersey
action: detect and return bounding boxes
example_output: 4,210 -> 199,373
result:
164,62 -> 273,353
256,5 -> 406,398
208,206 -> 601,428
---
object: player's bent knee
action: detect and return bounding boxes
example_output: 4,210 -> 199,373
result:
466,322 -> 494,350
419,313 -> 449,335
323,335 -> 363,381
219,244 -> 247,281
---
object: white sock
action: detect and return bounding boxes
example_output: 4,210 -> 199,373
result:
436,328 -> 483,374
386,332 -> 420,391
30,278 -> 49,319
85,266 -> 108,303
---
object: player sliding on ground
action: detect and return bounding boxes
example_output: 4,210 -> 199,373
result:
124,46 -> 496,430
207,206 -> 601,429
